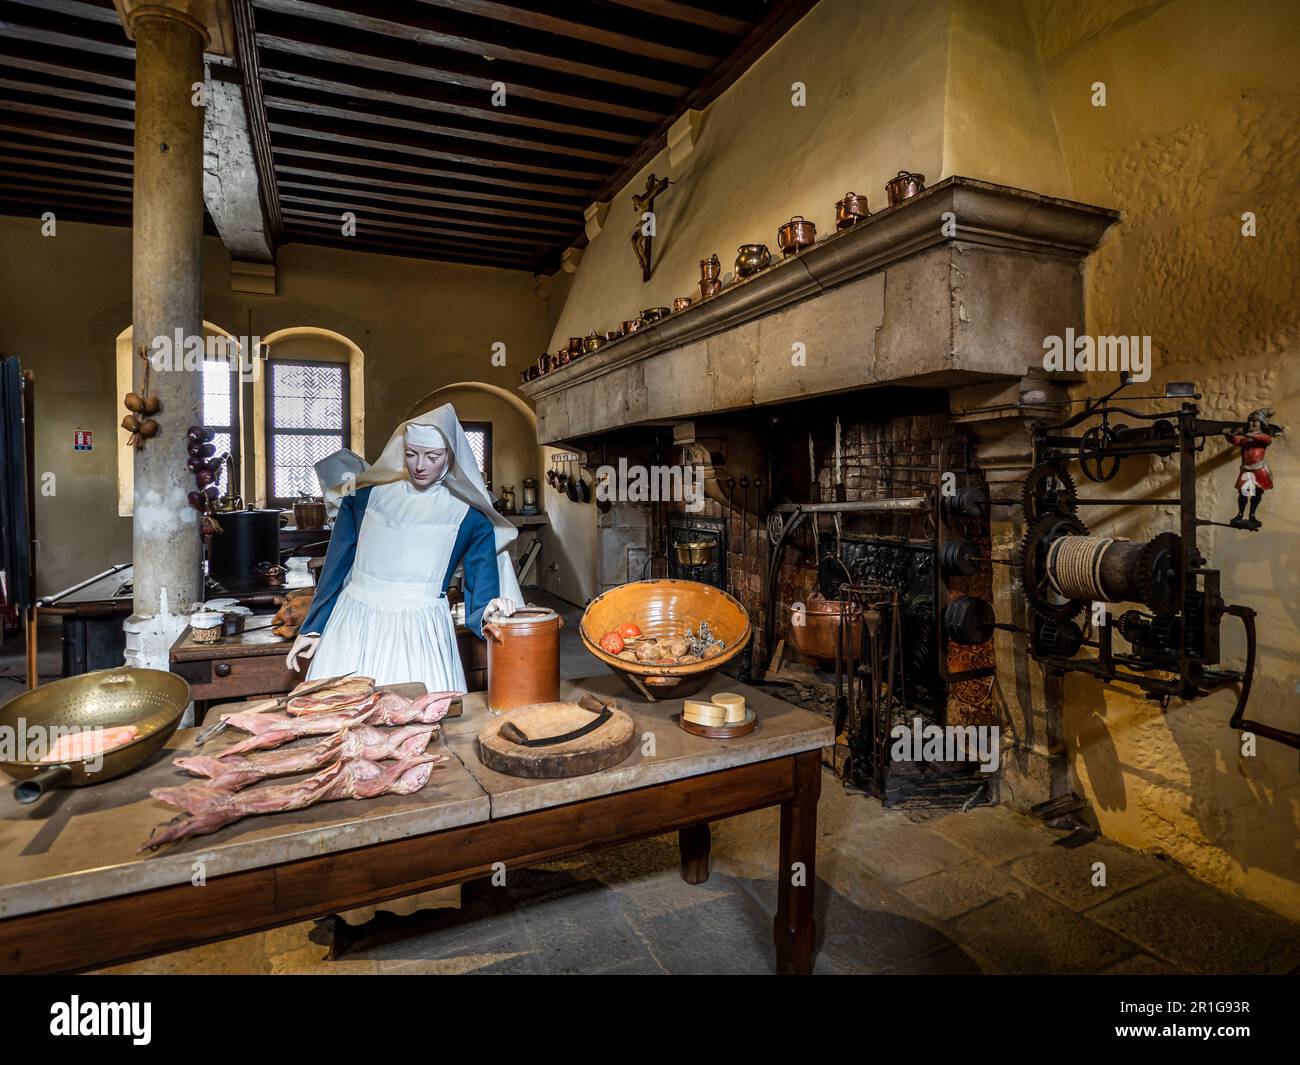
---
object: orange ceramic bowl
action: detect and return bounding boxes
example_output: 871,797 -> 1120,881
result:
580,579 -> 751,701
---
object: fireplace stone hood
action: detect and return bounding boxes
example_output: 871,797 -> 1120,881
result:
522,177 -> 1119,443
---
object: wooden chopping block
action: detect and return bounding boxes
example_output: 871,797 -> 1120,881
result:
477,698 -> 636,778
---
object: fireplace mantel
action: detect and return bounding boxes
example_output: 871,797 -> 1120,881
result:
523,177 -> 1119,443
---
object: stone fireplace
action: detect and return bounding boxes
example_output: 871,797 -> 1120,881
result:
522,177 -> 1119,808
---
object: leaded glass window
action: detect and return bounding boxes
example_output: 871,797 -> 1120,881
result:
266,360 -> 349,506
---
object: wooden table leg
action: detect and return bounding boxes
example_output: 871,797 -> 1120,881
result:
678,823 -> 711,884
773,749 -> 821,974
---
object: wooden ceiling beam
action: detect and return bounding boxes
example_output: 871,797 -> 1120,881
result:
280,204 -> 551,250
265,109 -> 606,186
263,86 -> 626,164
272,155 -> 582,213
278,190 -> 569,240
257,53 -> 645,145
253,10 -> 670,123
412,0 -> 732,67
0,38 -> 136,94
0,161 -> 132,191
0,139 -> 132,178
281,223 -> 538,269
276,179 -> 573,231
600,0 -> 753,36
254,0 -> 696,96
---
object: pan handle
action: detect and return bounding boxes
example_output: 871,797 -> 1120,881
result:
15,764 -> 73,804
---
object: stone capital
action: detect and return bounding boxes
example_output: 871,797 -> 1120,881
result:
114,0 -> 235,56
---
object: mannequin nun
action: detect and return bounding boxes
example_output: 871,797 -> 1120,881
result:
285,404 -> 520,932
287,404 -> 520,685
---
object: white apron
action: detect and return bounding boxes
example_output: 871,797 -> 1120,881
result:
307,479 -> 471,925
308,479 -> 469,693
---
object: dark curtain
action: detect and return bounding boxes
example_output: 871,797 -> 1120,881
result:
0,357 -> 31,611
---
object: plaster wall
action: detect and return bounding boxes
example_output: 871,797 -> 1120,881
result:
1015,0 -> 1300,918
0,217 -> 549,594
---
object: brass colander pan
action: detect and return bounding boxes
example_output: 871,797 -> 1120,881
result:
0,666 -> 189,803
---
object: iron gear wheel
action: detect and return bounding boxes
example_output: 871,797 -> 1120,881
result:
1135,531 -> 1182,617
1021,461 -> 1079,524
1019,512 -> 1090,622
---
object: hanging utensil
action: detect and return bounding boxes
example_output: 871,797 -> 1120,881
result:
566,456 -> 580,502
578,463 -> 592,504
556,456 -> 569,493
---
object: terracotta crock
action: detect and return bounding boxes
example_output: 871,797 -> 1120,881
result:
484,607 -> 562,713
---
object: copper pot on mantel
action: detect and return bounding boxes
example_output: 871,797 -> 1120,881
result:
623,318 -> 644,333
484,606 -> 562,713
835,191 -> 870,229
672,296 -> 693,312
583,331 -> 607,353
776,215 -> 817,256
885,170 -> 926,206
699,252 -> 722,299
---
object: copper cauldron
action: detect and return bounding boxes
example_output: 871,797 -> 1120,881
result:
700,253 -> 721,281
885,170 -> 926,206
484,607 -> 562,713
776,215 -> 817,256
788,592 -> 863,665
835,191 -> 870,229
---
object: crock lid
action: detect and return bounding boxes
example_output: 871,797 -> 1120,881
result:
489,606 -> 558,625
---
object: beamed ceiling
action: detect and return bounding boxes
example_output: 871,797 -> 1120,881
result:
0,0 -> 819,272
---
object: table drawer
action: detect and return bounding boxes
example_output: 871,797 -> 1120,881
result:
171,653 -> 300,700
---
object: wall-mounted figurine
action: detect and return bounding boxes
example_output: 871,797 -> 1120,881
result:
631,172 -> 672,282
1225,407 -> 1283,531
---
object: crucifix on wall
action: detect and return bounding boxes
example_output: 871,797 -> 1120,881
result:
631,172 -> 672,282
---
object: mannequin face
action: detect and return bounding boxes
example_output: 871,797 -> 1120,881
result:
404,443 -> 450,488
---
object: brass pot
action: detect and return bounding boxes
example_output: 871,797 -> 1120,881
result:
836,191 -> 870,229
672,296 -> 693,312
583,331 -> 607,353
699,278 -> 722,299
640,306 -> 671,322
776,215 -> 817,256
885,170 -> 926,206
735,243 -> 771,278
673,540 -> 714,566
700,253 -> 721,281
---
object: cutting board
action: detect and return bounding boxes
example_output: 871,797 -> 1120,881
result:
477,700 -> 636,778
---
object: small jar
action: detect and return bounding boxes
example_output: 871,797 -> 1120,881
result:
220,605 -> 253,637
190,610 -> 224,644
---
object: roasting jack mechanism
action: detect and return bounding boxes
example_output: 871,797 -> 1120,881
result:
1018,374 -> 1295,750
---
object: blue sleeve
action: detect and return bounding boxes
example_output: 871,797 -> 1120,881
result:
300,487 -> 370,635
448,508 -> 500,638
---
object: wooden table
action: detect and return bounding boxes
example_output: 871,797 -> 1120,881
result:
0,675 -> 830,975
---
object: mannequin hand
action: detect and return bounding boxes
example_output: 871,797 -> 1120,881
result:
286,633 -> 320,672
485,597 -> 518,619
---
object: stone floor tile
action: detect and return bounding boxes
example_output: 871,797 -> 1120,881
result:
1087,875 -> 1300,974
896,861 -> 1027,920
949,893 -> 1132,974
1007,838 -> 1165,911
927,805 -> 1061,864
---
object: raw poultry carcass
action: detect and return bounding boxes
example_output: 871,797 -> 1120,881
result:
172,723 -> 437,792
142,753 -> 447,850
217,690 -> 457,757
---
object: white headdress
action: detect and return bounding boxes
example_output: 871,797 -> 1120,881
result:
330,404 -> 522,603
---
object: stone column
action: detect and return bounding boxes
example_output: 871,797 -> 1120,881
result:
123,5 -> 209,671
954,372 -> 1078,810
